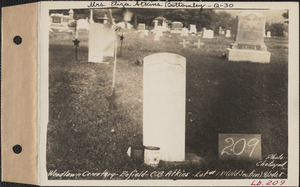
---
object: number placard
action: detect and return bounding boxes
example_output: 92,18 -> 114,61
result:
218,134 -> 262,160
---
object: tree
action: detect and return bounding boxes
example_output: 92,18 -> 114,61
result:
282,10 -> 288,19
131,8 -> 165,28
164,9 -> 217,30
269,23 -> 286,36
213,11 -> 236,35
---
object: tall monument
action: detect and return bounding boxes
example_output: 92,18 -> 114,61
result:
226,12 -> 271,63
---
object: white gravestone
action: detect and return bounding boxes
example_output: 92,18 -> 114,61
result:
266,31 -> 271,38
102,25 -> 115,57
157,26 -> 163,37
179,39 -> 189,48
171,21 -> 183,34
162,21 -> 168,32
143,53 -> 186,162
194,39 -> 204,48
138,23 -> 146,31
189,24 -> 197,34
202,29 -> 214,39
225,30 -> 231,37
181,28 -> 189,37
153,20 -> 158,31
88,23 -> 104,63
77,19 -> 89,30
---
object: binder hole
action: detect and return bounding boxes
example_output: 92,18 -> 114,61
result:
12,145 -> 22,154
13,36 -> 22,45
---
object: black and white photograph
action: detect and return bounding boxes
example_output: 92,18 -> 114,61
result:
39,1 -> 298,185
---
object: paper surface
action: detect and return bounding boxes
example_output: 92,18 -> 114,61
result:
1,2 -> 38,185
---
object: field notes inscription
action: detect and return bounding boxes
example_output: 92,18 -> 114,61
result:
219,134 -> 262,160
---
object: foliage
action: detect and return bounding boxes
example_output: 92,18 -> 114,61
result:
213,11 -> 237,35
266,22 -> 288,37
50,9 -> 236,34
68,21 -> 76,28
131,8 -> 165,28
282,10 -> 288,19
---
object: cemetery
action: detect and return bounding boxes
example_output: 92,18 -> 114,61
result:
47,8 -> 288,180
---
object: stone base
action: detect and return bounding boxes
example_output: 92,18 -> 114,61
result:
226,48 -> 271,63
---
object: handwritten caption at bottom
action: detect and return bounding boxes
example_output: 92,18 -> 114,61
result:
48,168 -> 286,180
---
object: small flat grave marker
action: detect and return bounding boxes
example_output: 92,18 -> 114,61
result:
179,39 -> 190,48
194,39 -> 204,48
218,134 -> 262,160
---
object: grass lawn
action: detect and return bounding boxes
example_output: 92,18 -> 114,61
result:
47,29 -> 288,180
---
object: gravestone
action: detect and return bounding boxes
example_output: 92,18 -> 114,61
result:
170,21 -> 183,34
127,23 -> 132,29
189,24 -> 197,34
157,26 -> 163,37
194,39 -> 204,48
138,23 -> 146,31
266,31 -> 271,38
77,19 -> 89,30
88,10 -> 115,63
102,24 -> 115,57
179,39 -> 189,48
52,15 -> 62,24
144,30 -> 149,36
202,28 -> 214,38
226,12 -> 271,63
143,53 -> 186,162
181,28 -> 189,37
153,20 -> 158,30
88,23 -> 104,63
225,30 -> 231,37
218,27 -> 222,35
162,21 -> 168,32
69,9 -> 74,20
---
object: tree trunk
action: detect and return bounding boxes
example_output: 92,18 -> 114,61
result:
134,14 -> 137,29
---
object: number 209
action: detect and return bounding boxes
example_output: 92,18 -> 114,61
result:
221,138 -> 259,157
